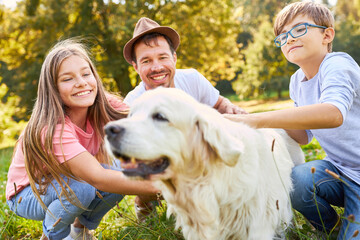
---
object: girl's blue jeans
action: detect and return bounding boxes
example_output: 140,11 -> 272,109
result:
291,160 -> 360,239
7,162 -> 124,240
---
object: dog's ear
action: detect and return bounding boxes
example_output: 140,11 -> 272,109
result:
195,108 -> 244,167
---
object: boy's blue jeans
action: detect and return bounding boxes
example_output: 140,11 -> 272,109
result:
291,160 -> 360,239
7,161 -> 124,240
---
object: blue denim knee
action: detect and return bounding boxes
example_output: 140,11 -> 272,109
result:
7,176 -> 123,240
290,160 -> 343,232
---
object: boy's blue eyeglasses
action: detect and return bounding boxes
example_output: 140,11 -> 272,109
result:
274,23 -> 327,47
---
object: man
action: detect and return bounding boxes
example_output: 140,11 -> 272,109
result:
123,17 -> 246,114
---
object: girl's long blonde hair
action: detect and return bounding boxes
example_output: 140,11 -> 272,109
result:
21,38 -> 127,210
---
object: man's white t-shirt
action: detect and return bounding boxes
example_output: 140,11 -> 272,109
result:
124,69 -> 220,107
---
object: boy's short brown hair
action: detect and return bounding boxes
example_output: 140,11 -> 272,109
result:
274,1 -> 334,52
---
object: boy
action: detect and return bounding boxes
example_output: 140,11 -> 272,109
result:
225,1 -> 360,239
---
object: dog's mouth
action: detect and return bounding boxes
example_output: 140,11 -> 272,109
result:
116,154 -> 170,179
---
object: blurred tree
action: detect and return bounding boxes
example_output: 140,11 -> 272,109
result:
0,0 -> 75,120
333,0 -> 360,64
237,0 -> 287,28
232,0 -> 296,99
0,0 -> 243,119
234,0 -> 287,47
167,0 -> 242,85
2,0 -> 359,117
336,0 -> 360,21
232,18 -> 296,99
0,77 -> 26,148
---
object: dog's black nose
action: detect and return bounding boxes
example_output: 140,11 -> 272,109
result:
104,124 -> 125,141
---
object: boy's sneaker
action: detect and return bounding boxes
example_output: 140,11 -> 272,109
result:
40,234 -> 48,240
135,201 -> 157,223
63,224 -> 97,240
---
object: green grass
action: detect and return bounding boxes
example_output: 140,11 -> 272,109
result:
0,98 -> 351,239
224,90 -> 290,102
0,147 -> 183,240
0,143 -> 333,240
0,147 -> 43,239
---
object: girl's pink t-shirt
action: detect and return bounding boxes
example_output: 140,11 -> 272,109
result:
6,98 -> 128,200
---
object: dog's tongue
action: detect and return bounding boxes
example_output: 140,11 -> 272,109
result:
122,159 -> 170,179
122,163 -> 152,179
120,161 -> 138,169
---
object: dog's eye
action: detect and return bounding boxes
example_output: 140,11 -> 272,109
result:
152,112 -> 168,122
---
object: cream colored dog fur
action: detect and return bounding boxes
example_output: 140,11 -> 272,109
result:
105,88 -> 304,240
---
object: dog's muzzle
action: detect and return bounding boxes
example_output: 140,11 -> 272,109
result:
104,122 -> 170,179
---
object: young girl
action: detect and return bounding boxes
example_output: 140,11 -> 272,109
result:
5,39 -> 159,240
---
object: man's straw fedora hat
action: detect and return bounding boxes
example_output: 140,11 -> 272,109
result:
123,17 -> 180,64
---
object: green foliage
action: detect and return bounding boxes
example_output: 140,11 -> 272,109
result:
169,0 -> 242,84
0,0 -> 245,119
333,1 -> 360,64
232,0 -> 298,100
2,0 -> 360,118
0,78 -> 26,148
233,19 -> 293,98
302,138 -> 326,163
237,0 -> 287,28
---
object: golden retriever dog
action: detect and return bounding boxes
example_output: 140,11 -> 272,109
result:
105,88 -> 304,240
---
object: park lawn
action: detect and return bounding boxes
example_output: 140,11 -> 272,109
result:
0,98 -> 344,240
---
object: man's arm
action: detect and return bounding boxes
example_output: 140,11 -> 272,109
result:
214,96 -> 248,114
